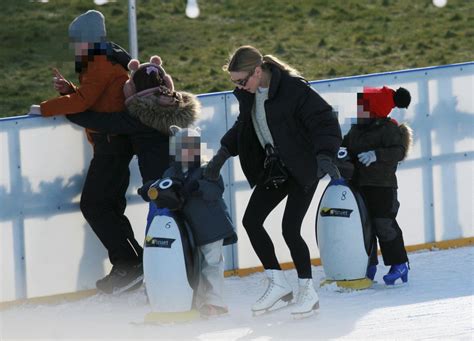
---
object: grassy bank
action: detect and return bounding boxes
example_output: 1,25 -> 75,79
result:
0,0 -> 472,117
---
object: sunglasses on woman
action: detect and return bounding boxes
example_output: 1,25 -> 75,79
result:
231,68 -> 255,87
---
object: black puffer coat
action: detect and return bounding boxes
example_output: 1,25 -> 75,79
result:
68,110 -> 170,183
66,93 -> 199,183
341,118 -> 412,188
221,65 -> 342,189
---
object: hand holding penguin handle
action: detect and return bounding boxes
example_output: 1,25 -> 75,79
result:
316,153 -> 341,180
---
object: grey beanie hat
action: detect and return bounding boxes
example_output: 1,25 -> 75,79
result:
69,10 -> 106,43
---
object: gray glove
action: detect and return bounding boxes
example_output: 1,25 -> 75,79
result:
358,150 -> 377,167
317,154 -> 341,179
203,146 -> 231,181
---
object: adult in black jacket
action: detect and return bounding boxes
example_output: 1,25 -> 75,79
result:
204,45 -> 342,317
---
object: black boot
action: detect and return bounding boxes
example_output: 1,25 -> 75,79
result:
96,262 -> 143,294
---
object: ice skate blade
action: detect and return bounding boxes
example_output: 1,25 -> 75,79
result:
252,294 -> 293,317
292,309 -> 318,320
384,281 -> 409,288
320,278 -> 373,290
291,301 -> 320,319
144,309 -> 200,324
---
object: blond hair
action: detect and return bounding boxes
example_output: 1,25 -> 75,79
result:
223,45 -> 301,76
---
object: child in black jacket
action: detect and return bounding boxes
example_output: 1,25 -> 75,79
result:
342,86 -> 412,285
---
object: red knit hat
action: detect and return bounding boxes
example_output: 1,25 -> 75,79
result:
359,86 -> 395,119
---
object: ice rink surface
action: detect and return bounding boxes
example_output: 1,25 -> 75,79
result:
1,246 -> 472,340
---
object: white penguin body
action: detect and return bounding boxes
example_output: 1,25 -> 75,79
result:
144,209 -> 194,312
316,179 -> 372,281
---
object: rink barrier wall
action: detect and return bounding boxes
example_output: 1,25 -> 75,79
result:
0,289 -> 96,311
1,62 -> 473,303
1,237 -> 472,310
227,237 -> 474,277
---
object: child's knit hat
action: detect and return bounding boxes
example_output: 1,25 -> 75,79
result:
169,125 -> 202,166
169,125 -> 201,151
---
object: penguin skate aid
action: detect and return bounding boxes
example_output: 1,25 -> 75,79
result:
315,145 -> 376,291
204,45 -> 343,318
138,126 -> 237,322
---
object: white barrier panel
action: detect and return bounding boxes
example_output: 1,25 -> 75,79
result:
1,62 -> 473,301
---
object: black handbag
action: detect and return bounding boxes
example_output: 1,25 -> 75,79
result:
262,144 -> 289,189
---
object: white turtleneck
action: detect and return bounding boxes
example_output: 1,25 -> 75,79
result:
252,86 -> 274,148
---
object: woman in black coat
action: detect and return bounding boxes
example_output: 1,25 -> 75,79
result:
204,45 -> 342,317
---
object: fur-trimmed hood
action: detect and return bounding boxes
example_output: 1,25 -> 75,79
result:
126,91 -> 200,134
399,122 -> 413,160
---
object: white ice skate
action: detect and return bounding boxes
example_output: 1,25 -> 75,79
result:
290,278 -> 320,319
251,269 -> 293,316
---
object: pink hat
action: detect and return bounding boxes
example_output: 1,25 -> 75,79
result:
123,55 -> 177,106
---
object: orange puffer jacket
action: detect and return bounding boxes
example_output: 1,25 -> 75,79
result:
40,55 -> 128,116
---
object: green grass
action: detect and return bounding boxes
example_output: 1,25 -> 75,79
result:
1,0 -> 473,117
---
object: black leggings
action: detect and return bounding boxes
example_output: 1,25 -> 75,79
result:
242,177 -> 317,279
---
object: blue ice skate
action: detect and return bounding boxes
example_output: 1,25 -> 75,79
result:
383,263 -> 408,285
366,265 -> 377,281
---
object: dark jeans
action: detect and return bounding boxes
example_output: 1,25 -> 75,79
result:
360,186 -> 408,266
242,177 -> 317,279
80,133 -> 143,266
